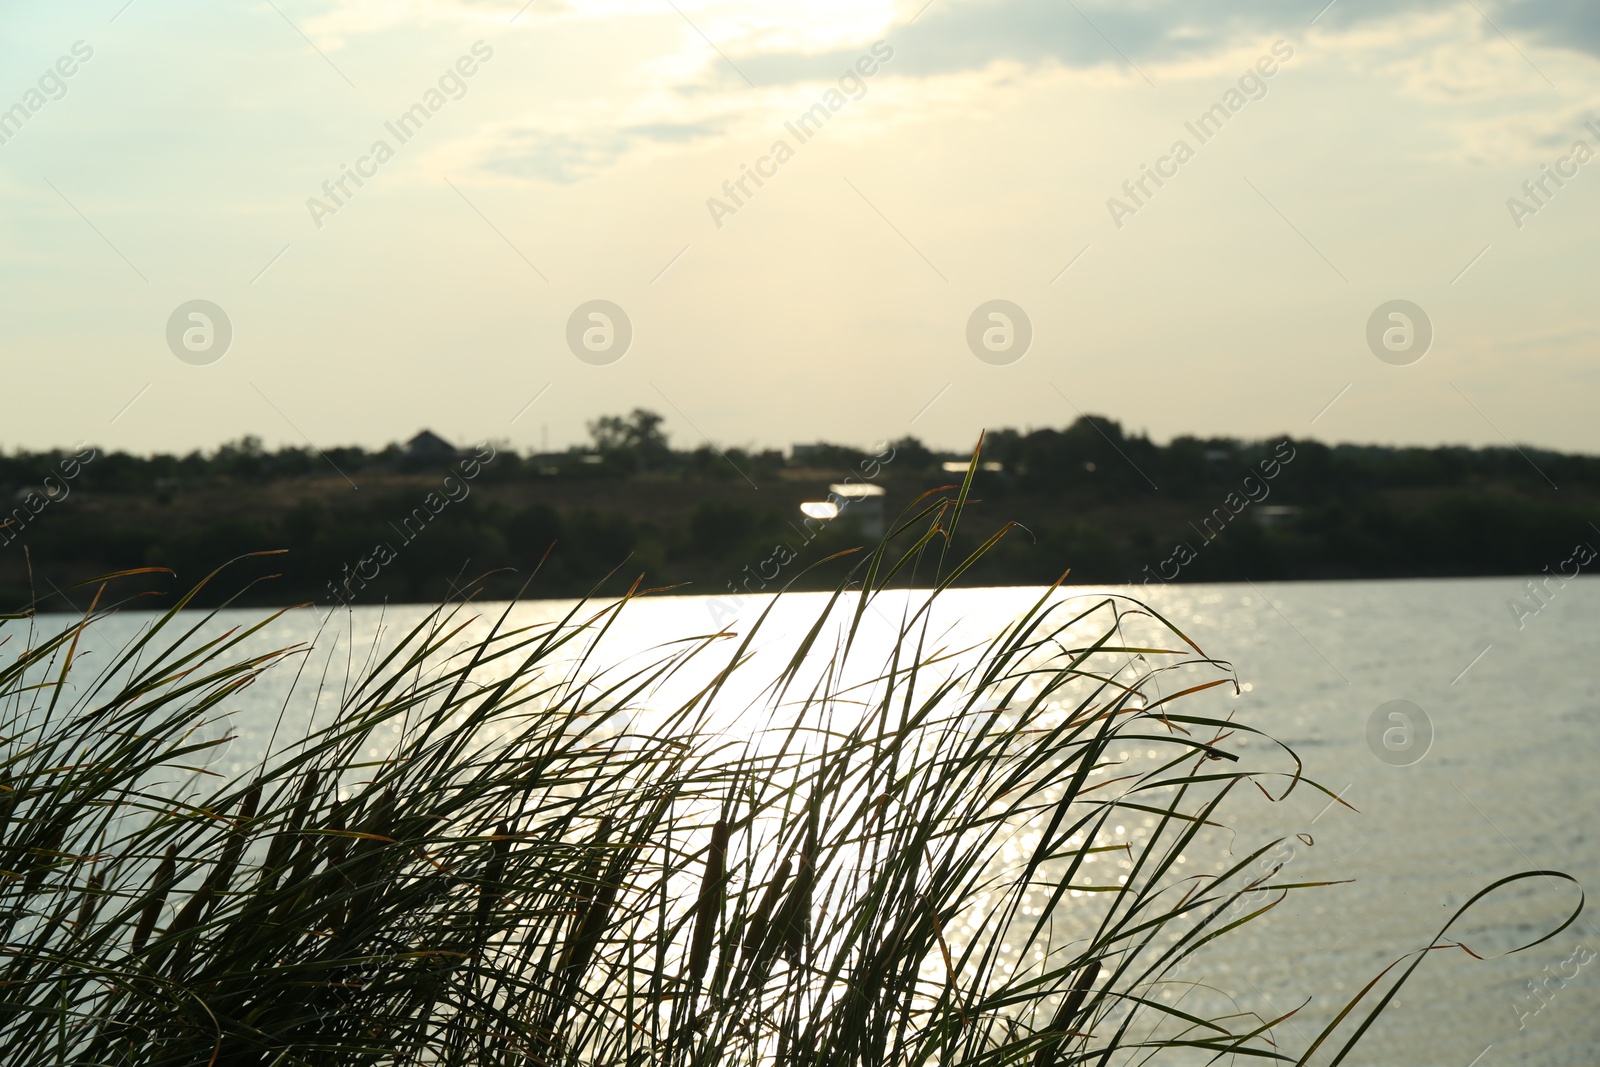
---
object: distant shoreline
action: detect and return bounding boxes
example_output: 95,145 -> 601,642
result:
6,415 -> 1596,614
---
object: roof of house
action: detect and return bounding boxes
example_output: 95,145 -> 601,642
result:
406,430 -> 457,455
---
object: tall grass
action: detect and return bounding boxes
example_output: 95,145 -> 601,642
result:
0,461 -> 1579,1066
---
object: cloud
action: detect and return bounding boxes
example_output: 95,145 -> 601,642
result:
867,0 -> 1600,75
476,119 -> 725,182
298,0 -> 554,48
299,0 -> 1600,70
322,0 -> 1598,183
481,129 -> 634,183
1499,0 -> 1600,60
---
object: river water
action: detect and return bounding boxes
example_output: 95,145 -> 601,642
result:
27,576 -> 1598,1065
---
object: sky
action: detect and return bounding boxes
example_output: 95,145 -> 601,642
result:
1,0 -> 1598,458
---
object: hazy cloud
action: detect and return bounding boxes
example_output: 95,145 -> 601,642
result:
479,119 -> 725,182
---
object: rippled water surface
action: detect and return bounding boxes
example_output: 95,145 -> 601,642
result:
38,576 -> 1599,1065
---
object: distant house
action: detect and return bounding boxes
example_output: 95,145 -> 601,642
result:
406,430 -> 458,461
799,483 -> 888,539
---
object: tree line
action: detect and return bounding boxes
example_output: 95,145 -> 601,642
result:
3,410 -> 1595,609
